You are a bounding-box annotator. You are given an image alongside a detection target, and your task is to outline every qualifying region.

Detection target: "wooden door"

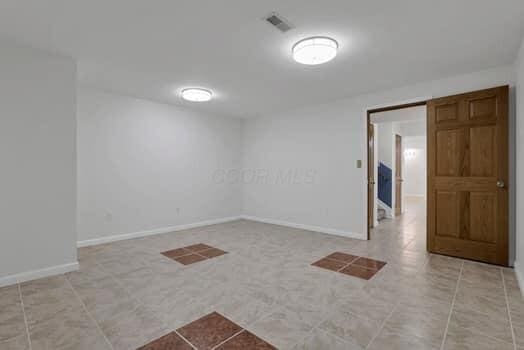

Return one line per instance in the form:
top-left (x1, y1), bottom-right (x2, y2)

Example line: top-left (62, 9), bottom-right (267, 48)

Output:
top-left (368, 123), bottom-right (375, 230)
top-left (395, 134), bottom-right (402, 216)
top-left (427, 86), bottom-right (509, 265)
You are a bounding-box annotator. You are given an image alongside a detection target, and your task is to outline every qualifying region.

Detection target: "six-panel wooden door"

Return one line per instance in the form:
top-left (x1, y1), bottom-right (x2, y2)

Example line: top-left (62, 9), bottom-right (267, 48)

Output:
top-left (427, 86), bottom-right (509, 266)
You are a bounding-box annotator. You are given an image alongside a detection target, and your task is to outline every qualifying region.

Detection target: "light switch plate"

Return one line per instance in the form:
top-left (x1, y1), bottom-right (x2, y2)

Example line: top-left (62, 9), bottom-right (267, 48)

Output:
top-left (356, 160), bottom-right (362, 168)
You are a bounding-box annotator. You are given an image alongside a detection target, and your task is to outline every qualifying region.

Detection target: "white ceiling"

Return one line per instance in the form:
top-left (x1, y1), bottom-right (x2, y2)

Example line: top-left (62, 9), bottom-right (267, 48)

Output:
top-left (1, 1), bottom-right (524, 118)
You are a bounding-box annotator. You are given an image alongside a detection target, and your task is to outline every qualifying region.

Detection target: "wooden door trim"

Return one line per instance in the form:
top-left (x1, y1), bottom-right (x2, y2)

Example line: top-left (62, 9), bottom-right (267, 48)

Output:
top-left (395, 134), bottom-right (402, 216)
top-left (368, 124), bottom-right (375, 233)
top-left (366, 100), bottom-right (427, 239)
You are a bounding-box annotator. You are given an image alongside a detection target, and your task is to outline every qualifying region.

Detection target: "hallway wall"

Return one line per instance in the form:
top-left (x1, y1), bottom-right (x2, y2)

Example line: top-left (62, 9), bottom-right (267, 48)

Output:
top-left (403, 136), bottom-right (426, 197)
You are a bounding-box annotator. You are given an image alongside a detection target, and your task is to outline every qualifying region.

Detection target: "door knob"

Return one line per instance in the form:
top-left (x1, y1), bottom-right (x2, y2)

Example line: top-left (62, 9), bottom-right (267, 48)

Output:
top-left (497, 180), bottom-right (505, 188)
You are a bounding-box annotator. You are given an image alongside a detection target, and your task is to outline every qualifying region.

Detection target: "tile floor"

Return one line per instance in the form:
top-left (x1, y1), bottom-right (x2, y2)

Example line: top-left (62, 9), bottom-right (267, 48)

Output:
top-left (312, 253), bottom-right (386, 280)
top-left (0, 197), bottom-right (522, 349)
top-left (161, 244), bottom-right (227, 265)
top-left (141, 311), bottom-right (276, 350)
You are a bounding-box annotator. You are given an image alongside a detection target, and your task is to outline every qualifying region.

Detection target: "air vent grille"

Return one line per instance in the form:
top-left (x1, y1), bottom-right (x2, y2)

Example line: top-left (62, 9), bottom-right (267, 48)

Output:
top-left (265, 13), bottom-right (293, 33)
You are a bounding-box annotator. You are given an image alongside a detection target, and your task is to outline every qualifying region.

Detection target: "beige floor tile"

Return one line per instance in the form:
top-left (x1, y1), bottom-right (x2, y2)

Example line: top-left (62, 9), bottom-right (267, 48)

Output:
top-left (20, 277), bottom-right (84, 328)
top-left (0, 303), bottom-right (26, 343)
top-left (334, 290), bottom-right (396, 323)
top-left (506, 280), bottom-right (524, 312)
top-left (443, 323), bottom-right (514, 350)
top-left (319, 308), bottom-right (381, 348)
top-left (449, 307), bottom-right (512, 343)
top-left (0, 286), bottom-right (26, 345)
top-left (510, 309), bottom-right (524, 347)
top-left (65, 263), bottom-right (110, 287)
top-left (291, 329), bottom-right (363, 350)
top-left (0, 286), bottom-right (22, 308)
top-left (458, 274), bottom-right (504, 296)
top-left (400, 273), bottom-right (457, 305)
top-left (454, 286), bottom-right (509, 320)
top-left (215, 293), bottom-right (276, 328)
top-left (99, 304), bottom-right (167, 350)
top-left (250, 307), bottom-right (316, 350)
top-left (67, 274), bottom-right (137, 323)
top-left (383, 298), bottom-right (449, 348)
top-left (28, 308), bottom-right (110, 350)
top-left (368, 326), bottom-right (439, 350)
top-left (0, 334), bottom-right (30, 350)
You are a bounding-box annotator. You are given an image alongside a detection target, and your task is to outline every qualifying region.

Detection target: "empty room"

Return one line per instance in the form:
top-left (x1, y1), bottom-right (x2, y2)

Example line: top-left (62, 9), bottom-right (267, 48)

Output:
top-left (2, 1), bottom-right (524, 349)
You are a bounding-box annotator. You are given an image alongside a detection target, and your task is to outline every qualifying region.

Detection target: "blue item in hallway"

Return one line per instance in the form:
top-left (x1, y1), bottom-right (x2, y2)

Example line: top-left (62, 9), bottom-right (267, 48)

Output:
top-left (378, 162), bottom-right (392, 207)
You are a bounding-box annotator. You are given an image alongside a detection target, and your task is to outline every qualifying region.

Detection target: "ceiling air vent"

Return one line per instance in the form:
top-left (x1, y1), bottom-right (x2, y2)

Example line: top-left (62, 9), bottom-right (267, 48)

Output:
top-left (265, 12), bottom-right (293, 33)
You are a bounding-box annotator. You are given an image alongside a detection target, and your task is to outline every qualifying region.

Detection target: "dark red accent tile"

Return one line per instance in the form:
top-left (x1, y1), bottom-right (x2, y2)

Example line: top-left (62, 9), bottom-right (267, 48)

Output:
top-left (137, 331), bottom-right (192, 350)
top-left (312, 258), bottom-right (348, 271)
top-left (199, 248), bottom-right (227, 258)
top-left (177, 312), bottom-right (242, 350)
top-left (161, 248), bottom-right (191, 259)
top-left (216, 330), bottom-right (276, 350)
top-left (174, 253), bottom-right (208, 265)
top-left (340, 265), bottom-right (377, 280)
top-left (352, 257), bottom-right (387, 270)
top-left (325, 252), bottom-right (359, 263)
top-left (185, 243), bottom-right (214, 252)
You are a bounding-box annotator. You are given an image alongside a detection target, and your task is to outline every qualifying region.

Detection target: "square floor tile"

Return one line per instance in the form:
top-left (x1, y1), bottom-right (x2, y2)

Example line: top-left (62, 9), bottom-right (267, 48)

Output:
top-left (200, 248), bottom-right (227, 258)
top-left (311, 258), bottom-right (347, 271)
top-left (161, 248), bottom-right (191, 259)
top-left (137, 331), bottom-right (193, 350)
top-left (185, 243), bottom-right (214, 252)
top-left (352, 257), bottom-right (386, 270)
top-left (319, 308), bottom-right (381, 348)
top-left (325, 252), bottom-right (359, 263)
top-left (177, 312), bottom-right (242, 350)
top-left (216, 330), bottom-right (276, 349)
top-left (340, 265), bottom-right (377, 280)
top-left (174, 254), bottom-right (208, 265)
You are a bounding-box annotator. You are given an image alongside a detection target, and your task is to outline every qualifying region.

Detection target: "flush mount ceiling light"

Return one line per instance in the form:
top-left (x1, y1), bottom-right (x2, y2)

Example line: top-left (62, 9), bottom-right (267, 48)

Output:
top-left (292, 36), bottom-right (338, 65)
top-left (181, 88), bottom-right (213, 102)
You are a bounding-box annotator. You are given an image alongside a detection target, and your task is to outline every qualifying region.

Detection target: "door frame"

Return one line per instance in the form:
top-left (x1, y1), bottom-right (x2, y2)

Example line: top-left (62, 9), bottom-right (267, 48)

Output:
top-left (366, 101), bottom-right (428, 239)
top-left (367, 123), bottom-right (375, 230)
top-left (395, 134), bottom-right (402, 216)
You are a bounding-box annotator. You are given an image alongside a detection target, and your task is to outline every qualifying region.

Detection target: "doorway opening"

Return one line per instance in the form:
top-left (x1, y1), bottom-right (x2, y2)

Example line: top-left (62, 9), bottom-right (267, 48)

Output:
top-left (367, 102), bottom-right (427, 242)
top-left (365, 86), bottom-right (509, 266)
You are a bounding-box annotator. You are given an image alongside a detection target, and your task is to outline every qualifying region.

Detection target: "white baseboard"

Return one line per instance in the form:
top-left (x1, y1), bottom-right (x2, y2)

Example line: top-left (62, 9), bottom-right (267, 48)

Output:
top-left (514, 260), bottom-right (524, 297)
top-left (0, 262), bottom-right (79, 288)
top-left (77, 216), bottom-right (243, 248)
top-left (241, 215), bottom-right (365, 240)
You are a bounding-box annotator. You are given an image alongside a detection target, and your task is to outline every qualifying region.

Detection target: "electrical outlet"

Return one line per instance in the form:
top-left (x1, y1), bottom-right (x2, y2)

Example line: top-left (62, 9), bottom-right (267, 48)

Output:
top-left (104, 212), bottom-right (113, 222)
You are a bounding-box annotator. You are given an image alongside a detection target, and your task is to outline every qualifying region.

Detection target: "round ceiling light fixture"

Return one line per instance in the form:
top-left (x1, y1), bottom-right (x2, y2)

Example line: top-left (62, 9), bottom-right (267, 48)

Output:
top-left (181, 88), bottom-right (213, 102)
top-left (292, 36), bottom-right (338, 65)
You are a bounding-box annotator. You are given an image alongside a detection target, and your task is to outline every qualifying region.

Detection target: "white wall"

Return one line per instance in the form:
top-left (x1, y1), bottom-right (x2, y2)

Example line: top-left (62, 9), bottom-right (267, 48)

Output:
top-left (374, 122), bottom-right (395, 216)
top-left (516, 37), bottom-right (524, 281)
top-left (403, 136), bottom-right (427, 197)
top-left (0, 41), bottom-right (77, 285)
top-left (376, 123), bottom-right (394, 169)
top-left (242, 65), bottom-right (515, 240)
top-left (77, 88), bottom-right (243, 243)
